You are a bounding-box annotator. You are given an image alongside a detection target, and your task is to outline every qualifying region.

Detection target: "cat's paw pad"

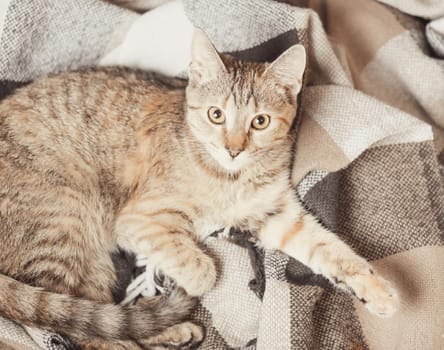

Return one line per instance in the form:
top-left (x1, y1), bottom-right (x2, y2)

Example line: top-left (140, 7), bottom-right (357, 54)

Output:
top-left (169, 252), bottom-right (216, 297)
top-left (145, 322), bottom-right (204, 350)
top-left (343, 269), bottom-right (399, 317)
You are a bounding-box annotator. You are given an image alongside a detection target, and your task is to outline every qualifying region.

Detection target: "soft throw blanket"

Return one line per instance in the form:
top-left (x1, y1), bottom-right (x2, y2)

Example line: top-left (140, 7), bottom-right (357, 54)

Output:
top-left (0, 0), bottom-right (443, 349)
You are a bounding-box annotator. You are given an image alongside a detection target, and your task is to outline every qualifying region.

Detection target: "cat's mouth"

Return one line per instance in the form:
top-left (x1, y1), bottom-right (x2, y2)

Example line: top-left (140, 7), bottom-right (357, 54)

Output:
top-left (189, 131), bottom-right (251, 174)
top-left (207, 146), bottom-right (250, 173)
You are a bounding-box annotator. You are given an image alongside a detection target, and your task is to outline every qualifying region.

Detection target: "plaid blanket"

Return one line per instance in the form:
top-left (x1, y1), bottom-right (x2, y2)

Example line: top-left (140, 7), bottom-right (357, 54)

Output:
top-left (0, 0), bottom-right (443, 349)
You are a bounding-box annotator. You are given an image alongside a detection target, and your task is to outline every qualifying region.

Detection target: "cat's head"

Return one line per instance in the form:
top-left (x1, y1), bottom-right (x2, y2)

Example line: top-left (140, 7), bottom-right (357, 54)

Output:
top-left (185, 29), bottom-right (306, 175)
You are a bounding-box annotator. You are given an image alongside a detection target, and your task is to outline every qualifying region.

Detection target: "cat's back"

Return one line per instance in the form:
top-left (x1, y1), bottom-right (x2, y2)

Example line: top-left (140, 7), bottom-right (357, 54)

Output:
top-left (0, 67), bottom-right (186, 175)
top-left (0, 66), bottom-right (186, 140)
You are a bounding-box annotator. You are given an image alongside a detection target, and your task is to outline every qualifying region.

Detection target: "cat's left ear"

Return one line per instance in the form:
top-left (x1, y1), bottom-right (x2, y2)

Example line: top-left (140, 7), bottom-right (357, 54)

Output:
top-left (188, 28), bottom-right (226, 85)
top-left (264, 44), bottom-right (306, 96)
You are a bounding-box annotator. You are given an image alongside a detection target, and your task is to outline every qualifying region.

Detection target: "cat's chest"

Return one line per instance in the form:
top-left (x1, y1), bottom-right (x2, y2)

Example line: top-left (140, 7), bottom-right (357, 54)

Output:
top-left (192, 179), bottom-right (285, 236)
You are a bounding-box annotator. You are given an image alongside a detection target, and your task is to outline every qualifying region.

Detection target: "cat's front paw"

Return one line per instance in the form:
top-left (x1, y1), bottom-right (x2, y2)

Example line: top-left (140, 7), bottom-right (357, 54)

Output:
top-left (339, 266), bottom-right (399, 317)
top-left (167, 251), bottom-right (216, 297)
top-left (354, 273), bottom-right (399, 317)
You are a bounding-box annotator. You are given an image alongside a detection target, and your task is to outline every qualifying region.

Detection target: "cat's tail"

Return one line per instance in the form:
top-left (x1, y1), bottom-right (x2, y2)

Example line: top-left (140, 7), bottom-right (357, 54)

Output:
top-left (0, 273), bottom-right (196, 342)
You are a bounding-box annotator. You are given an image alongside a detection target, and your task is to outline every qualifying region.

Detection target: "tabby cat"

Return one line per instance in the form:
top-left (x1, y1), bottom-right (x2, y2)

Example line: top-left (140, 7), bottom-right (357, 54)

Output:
top-left (0, 29), bottom-right (398, 348)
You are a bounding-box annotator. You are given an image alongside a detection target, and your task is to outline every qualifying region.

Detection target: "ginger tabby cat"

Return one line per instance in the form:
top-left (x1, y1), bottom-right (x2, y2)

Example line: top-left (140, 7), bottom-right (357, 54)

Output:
top-left (0, 29), bottom-right (398, 349)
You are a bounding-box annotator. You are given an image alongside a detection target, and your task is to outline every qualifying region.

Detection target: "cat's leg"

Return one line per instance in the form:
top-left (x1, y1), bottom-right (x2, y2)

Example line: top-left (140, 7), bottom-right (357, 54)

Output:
top-left (258, 193), bottom-right (399, 317)
top-left (116, 198), bottom-right (216, 296)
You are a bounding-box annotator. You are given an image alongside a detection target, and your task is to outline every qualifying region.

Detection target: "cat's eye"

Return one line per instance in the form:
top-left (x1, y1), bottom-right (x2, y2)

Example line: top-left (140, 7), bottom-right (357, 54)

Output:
top-left (251, 114), bottom-right (271, 130)
top-left (207, 107), bottom-right (225, 124)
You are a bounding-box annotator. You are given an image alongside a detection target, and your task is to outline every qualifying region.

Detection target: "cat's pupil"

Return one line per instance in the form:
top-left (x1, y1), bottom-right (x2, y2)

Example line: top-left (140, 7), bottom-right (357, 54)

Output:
top-left (213, 110), bottom-right (222, 119)
top-left (257, 116), bottom-right (265, 125)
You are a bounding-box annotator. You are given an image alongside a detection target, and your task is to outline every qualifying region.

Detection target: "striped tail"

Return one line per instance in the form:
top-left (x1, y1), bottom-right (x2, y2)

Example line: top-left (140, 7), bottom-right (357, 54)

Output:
top-left (0, 273), bottom-right (196, 342)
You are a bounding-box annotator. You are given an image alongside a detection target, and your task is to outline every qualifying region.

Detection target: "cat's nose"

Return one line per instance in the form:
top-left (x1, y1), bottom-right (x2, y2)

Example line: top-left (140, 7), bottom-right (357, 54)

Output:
top-left (229, 150), bottom-right (241, 158)
top-left (226, 148), bottom-right (242, 159)
top-left (228, 149), bottom-right (242, 159)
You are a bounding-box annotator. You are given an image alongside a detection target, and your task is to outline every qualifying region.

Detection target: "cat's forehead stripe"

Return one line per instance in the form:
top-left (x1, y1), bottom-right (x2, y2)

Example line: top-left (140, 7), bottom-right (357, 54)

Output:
top-left (228, 68), bottom-right (257, 108)
top-left (224, 59), bottom-right (292, 110)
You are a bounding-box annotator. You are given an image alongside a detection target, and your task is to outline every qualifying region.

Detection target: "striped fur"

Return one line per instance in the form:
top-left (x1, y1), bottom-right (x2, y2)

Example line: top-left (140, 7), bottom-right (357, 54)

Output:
top-left (0, 29), bottom-right (399, 348)
top-left (0, 68), bottom-right (198, 347)
top-left (0, 274), bottom-right (195, 342)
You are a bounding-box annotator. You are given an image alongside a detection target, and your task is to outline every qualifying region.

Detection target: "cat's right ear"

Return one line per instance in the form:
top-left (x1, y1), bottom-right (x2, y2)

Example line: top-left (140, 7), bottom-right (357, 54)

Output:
top-left (188, 28), bottom-right (226, 85)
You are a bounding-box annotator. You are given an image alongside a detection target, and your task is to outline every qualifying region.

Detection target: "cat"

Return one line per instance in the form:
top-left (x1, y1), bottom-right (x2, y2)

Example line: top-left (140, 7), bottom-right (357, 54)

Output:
top-left (0, 28), bottom-right (398, 349)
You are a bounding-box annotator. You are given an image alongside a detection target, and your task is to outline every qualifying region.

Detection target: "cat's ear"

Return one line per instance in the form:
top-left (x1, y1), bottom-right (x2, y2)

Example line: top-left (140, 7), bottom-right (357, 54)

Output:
top-left (264, 44), bottom-right (306, 95)
top-left (188, 28), bottom-right (226, 84)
